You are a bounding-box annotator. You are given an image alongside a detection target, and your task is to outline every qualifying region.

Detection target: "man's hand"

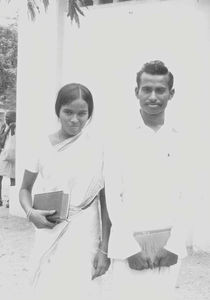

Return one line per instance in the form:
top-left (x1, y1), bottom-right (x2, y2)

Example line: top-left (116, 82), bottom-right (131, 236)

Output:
top-left (92, 250), bottom-right (110, 280)
top-left (128, 252), bottom-right (153, 270)
top-left (153, 248), bottom-right (178, 269)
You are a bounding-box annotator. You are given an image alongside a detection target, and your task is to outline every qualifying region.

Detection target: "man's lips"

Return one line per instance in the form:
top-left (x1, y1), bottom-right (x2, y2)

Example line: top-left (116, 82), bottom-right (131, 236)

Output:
top-left (147, 103), bottom-right (161, 107)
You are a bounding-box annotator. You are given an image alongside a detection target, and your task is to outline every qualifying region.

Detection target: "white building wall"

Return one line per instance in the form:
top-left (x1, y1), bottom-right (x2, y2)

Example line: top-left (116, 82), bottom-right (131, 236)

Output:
top-left (61, 0), bottom-right (210, 134)
top-left (12, 0), bottom-right (210, 223)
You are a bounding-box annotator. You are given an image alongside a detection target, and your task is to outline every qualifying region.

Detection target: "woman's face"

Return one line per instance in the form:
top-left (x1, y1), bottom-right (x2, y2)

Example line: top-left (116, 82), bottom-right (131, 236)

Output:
top-left (59, 98), bottom-right (89, 137)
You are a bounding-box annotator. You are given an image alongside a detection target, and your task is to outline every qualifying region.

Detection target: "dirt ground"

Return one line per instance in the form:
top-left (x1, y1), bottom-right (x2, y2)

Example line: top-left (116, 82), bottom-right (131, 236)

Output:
top-left (0, 176), bottom-right (210, 300)
top-left (0, 207), bottom-right (210, 300)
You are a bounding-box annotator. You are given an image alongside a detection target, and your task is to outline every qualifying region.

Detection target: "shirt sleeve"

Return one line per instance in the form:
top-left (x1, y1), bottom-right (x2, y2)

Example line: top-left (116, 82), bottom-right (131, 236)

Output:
top-left (164, 211), bottom-right (188, 258)
top-left (104, 142), bottom-right (140, 259)
top-left (164, 138), bottom-right (195, 259)
top-left (165, 188), bottom-right (195, 258)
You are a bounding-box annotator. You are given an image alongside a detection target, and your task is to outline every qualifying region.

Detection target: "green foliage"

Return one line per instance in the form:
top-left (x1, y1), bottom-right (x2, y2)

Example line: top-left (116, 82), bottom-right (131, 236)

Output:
top-left (27, 0), bottom-right (49, 20)
top-left (0, 22), bottom-right (17, 111)
top-left (67, 0), bottom-right (85, 27)
top-left (27, 0), bottom-right (85, 26)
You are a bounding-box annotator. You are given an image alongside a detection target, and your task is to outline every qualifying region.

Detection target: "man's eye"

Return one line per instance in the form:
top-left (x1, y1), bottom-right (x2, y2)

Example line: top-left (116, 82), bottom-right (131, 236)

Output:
top-left (156, 88), bottom-right (166, 94)
top-left (142, 87), bottom-right (152, 93)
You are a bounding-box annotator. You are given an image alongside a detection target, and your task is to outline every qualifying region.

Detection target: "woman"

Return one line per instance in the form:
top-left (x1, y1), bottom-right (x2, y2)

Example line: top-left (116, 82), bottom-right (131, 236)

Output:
top-left (19, 83), bottom-right (111, 300)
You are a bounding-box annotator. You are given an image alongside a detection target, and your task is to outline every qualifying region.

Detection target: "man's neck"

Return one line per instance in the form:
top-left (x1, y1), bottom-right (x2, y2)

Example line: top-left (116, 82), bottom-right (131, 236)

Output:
top-left (140, 110), bottom-right (165, 132)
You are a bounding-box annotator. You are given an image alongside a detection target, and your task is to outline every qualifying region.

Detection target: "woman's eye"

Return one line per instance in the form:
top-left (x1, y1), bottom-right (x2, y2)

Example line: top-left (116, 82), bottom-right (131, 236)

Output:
top-left (78, 112), bottom-right (88, 117)
top-left (64, 110), bottom-right (73, 115)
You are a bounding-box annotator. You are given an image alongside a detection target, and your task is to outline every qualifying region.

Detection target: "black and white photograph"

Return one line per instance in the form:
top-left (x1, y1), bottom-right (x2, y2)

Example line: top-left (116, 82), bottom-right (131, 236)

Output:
top-left (0, 0), bottom-right (210, 299)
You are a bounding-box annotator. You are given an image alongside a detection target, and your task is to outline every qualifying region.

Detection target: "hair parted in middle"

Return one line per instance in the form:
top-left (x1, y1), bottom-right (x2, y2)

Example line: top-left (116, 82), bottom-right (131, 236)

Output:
top-left (55, 83), bottom-right (94, 118)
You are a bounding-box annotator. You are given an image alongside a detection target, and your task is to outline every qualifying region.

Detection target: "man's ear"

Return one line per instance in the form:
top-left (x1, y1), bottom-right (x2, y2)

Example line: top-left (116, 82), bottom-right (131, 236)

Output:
top-left (135, 86), bottom-right (139, 97)
top-left (169, 88), bottom-right (175, 100)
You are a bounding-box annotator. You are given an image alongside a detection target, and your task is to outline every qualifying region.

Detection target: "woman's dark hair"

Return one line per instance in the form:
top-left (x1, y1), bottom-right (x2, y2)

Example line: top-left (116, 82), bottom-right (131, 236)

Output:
top-left (55, 83), bottom-right (94, 118)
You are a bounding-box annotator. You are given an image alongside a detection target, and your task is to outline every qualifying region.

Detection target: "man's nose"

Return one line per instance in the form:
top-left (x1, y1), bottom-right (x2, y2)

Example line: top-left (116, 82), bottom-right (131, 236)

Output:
top-left (149, 91), bottom-right (157, 102)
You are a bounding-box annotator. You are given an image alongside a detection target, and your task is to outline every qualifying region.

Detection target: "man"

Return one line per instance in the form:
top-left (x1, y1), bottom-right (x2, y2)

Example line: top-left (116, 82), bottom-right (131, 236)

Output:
top-left (104, 61), bottom-right (189, 300)
top-left (0, 110), bottom-right (16, 207)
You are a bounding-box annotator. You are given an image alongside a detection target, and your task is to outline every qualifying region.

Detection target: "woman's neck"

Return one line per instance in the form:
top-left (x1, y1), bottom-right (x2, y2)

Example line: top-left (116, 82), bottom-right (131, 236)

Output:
top-left (49, 130), bottom-right (74, 146)
top-left (58, 129), bottom-right (74, 141)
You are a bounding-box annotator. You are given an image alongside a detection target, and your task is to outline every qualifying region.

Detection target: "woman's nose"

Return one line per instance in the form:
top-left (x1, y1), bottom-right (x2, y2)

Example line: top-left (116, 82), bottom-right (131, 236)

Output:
top-left (71, 114), bottom-right (78, 122)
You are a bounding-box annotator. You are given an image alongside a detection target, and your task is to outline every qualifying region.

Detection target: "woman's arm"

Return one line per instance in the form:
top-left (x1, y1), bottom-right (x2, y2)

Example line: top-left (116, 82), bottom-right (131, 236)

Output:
top-left (19, 170), bottom-right (56, 229)
top-left (99, 188), bottom-right (111, 253)
top-left (92, 188), bottom-right (111, 280)
top-left (19, 169), bottom-right (37, 214)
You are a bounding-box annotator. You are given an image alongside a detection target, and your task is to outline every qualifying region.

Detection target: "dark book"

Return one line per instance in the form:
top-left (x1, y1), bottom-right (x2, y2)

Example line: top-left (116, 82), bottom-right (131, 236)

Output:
top-left (33, 190), bottom-right (70, 223)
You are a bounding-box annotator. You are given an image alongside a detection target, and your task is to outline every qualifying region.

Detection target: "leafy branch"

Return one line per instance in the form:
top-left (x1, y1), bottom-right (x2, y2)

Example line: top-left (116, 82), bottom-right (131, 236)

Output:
top-left (27, 0), bottom-right (85, 26)
top-left (2, 0), bottom-right (86, 26)
top-left (67, 0), bottom-right (85, 27)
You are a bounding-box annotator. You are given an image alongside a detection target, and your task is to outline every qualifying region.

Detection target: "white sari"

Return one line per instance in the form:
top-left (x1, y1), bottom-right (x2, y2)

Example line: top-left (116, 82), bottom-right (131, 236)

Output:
top-left (26, 123), bottom-right (104, 300)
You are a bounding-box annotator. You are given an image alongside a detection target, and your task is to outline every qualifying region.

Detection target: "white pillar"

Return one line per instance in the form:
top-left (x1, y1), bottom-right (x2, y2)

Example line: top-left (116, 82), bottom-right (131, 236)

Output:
top-left (10, 1), bottom-right (65, 217)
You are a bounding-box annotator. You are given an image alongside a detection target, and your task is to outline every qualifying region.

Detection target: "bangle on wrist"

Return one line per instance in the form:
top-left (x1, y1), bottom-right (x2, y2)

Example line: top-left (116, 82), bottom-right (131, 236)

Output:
top-left (98, 247), bottom-right (108, 255)
top-left (26, 208), bottom-right (33, 220)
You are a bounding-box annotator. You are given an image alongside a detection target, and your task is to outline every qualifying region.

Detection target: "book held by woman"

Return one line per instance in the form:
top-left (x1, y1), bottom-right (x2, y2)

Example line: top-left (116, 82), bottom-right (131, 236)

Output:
top-left (33, 190), bottom-right (69, 222)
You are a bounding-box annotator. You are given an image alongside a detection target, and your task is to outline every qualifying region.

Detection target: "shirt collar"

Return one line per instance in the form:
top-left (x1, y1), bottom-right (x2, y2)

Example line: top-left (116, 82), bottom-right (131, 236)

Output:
top-left (136, 114), bottom-right (175, 134)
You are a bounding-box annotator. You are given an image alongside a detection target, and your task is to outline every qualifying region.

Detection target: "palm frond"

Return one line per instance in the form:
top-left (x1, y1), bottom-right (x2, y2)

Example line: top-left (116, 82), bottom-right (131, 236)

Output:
top-left (67, 0), bottom-right (86, 27)
top-left (42, 0), bottom-right (49, 11)
top-left (73, 1), bottom-right (85, 17)
top-left (5, 0), bottom-right (85, 26)
top-left (27, 0), bottom-right (38, 21)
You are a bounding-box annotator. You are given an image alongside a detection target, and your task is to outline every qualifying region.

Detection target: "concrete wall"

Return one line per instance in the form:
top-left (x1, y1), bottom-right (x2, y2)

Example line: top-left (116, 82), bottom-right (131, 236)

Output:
top-left (11, 0), bottom-right (210, 218)
top-left (61, 0), bottom-right (210, 133)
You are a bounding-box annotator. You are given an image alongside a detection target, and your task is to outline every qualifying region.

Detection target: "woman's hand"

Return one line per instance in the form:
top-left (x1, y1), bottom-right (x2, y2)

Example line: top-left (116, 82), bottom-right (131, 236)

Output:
top-left (28, 208), bottom-right (56, 229)
top-left (92, 249), bottom-right (111, 280)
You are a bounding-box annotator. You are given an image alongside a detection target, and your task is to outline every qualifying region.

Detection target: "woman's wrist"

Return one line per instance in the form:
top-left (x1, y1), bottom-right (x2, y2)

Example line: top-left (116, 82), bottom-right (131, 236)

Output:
top-left (26, 207), bottom-right (34, 220)
top-left (99, 240), bottom-right (108, 255)
top-left (98, 248), bottom-right (108, 255)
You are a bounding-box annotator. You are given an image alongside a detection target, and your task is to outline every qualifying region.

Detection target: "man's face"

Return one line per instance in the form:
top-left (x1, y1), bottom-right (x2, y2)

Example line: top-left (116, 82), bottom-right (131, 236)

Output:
top-left (135, 72), bottom-right (174, 115)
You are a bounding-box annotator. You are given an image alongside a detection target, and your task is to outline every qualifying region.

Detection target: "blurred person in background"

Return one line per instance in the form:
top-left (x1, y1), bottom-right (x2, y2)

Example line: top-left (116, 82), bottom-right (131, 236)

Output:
top-left (0, 110), bottom-right (16, 207)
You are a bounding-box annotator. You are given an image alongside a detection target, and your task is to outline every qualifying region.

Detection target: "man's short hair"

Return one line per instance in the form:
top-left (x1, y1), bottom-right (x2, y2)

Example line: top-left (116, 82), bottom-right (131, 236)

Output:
top-left (136, 60), bottom-right (174, 90)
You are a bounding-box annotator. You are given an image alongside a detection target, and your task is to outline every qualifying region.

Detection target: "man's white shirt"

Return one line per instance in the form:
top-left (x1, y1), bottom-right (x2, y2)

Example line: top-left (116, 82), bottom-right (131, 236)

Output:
top-left (104, 116), bottom-right (189, 259)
